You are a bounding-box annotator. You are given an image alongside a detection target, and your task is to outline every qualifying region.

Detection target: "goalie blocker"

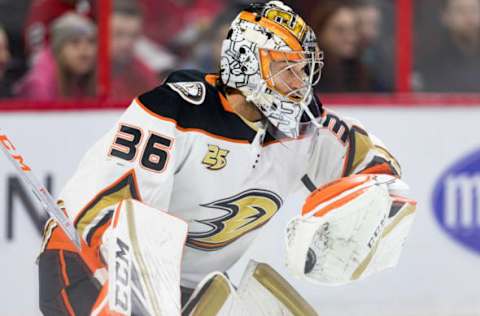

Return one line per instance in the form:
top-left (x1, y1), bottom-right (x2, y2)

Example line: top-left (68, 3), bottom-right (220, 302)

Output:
top-left (286, 174), bottom-right (417, 285)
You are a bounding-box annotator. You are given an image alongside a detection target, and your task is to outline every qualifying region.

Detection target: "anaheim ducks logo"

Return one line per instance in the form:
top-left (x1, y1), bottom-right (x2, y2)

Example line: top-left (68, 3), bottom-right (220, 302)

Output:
top-left (202, 144), bottom-right (229, 170)
top-left (166, 81), bottom-right (206, 105)
top-left (187, 189), bottom-right (283, 251)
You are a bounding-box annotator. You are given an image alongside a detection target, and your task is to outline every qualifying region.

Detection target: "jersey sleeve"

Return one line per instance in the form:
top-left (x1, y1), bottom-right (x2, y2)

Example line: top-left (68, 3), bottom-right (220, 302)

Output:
top-left (306, 108), bottom-right (402, 189)
top-left (341, 118), bottom-right (401, 177)
top-left (44, 85), bottom-right (188, 256)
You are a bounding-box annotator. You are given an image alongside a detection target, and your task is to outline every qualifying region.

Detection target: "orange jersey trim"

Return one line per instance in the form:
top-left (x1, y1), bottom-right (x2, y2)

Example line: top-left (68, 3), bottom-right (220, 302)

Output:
top-left (204, 74), bottom-right (236, 113)
top-left (216, 90), bottom-right (235, 113)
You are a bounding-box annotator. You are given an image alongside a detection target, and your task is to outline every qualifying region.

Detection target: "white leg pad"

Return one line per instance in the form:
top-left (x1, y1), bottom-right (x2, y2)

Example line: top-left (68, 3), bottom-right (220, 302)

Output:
top-left (105, 199), bottom-right (188, 315)
top-left (183, 261), bottom-right (318, 316)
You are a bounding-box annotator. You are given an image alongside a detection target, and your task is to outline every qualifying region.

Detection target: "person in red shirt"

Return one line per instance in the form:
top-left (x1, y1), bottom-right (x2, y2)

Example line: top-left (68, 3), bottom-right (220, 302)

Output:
top-left (109, 0), bottom-right (158, 100)
top-left (140, 0), bottom-right (224, 48)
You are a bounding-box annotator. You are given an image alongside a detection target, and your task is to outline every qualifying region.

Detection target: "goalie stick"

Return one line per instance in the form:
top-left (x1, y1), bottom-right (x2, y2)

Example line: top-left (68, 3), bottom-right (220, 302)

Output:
top-left (0, 129), bottom-right (81, 250)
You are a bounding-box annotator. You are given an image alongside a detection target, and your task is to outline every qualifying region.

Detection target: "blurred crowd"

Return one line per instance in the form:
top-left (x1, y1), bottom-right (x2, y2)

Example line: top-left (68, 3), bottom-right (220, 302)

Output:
top-left (414, 0), bottom-right (480, 92)
top-left (0, 0), bottom-right (478, 102)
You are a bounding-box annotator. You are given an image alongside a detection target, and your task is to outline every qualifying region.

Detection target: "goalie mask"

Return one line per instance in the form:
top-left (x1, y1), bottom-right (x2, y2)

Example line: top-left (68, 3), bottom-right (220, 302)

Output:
top-left (220, 1), bottom-right (324, 139)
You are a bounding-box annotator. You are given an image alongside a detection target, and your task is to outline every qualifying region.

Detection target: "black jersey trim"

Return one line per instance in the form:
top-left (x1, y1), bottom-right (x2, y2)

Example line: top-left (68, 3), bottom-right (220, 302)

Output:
top-left (135, 98), bottom-right (252, 144)
top-left (137, 70), bottom-right (257, 143)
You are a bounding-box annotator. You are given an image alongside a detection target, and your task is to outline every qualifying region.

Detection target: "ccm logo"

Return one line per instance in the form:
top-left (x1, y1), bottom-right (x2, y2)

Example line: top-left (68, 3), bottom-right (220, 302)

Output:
top-left (368, 215), bottom-right (386, 249)
top-left (114, 237), bottom-right (131, 312)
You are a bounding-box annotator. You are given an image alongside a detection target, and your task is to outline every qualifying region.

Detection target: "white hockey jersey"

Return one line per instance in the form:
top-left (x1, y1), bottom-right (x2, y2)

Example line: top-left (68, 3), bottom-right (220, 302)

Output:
top-left (44, 70), bottom-right (401, 288)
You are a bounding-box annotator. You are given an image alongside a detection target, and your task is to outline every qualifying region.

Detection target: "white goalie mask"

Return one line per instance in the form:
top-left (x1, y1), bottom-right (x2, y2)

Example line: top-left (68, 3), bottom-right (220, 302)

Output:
top-left (220, 1), bottom-right (324, 139)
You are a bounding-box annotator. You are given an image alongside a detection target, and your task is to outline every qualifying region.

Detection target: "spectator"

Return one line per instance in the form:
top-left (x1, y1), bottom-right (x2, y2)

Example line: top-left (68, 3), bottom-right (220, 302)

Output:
top-left (0, 0), bottom-right (31, 86)
top-left (24, 0), bottom-right (95, 59)
top-left (109, 0), bottom-right (158, 100)
top-left (356, 0), bottom-right (381, 50)
top-left (416, 0), bottom-right (480, 92)
top-left (355, 0), bottom-right (394, 91)
top-left (186, 4), bottom-right (243, 72)
top-left (0, 25), bottom-right (13, 97)
top-left (310, 1), bottom-right (375, 92)
top-left (16, 13), bottom-right (97, 100)
top-left (139, 0), bottom-right (224, 49)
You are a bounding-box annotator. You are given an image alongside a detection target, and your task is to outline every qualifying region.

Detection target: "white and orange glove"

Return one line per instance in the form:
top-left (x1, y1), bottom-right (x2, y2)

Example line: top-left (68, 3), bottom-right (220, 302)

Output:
top-left (286, 174), bottom-right (416, 285)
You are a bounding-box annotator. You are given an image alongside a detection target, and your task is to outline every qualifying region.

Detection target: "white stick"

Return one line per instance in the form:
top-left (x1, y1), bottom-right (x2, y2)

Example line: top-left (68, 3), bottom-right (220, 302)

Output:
top-left (0, 130), bottom-right (81, 250)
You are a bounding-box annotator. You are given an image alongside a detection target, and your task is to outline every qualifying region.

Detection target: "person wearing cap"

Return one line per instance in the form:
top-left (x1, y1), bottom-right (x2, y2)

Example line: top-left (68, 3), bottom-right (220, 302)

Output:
top-left (15, 13), bottom-right (97, 101)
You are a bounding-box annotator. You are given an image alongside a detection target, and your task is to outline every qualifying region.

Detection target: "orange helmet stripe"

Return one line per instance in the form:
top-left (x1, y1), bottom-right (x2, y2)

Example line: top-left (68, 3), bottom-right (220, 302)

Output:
top-left (239, 11), bottom-right (303, 51)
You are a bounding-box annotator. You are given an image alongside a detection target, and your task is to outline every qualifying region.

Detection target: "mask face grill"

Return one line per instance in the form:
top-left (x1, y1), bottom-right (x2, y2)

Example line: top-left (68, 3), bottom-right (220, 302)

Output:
top-left (260, 48), bottom-right (323, 103)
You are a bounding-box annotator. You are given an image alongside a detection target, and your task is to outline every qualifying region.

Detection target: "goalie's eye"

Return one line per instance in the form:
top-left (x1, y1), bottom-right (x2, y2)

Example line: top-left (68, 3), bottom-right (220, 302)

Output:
top-left (271, 61), bottom-right (306, 79)
top-left (289, 63), bottom-right (308, 79)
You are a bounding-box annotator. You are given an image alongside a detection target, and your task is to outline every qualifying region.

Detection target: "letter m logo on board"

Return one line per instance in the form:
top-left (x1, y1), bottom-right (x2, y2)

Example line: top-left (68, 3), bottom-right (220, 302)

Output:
top-left (432, 148), bottom-right (480, 254)
top-left (443, 175), bottom-right (480, 229)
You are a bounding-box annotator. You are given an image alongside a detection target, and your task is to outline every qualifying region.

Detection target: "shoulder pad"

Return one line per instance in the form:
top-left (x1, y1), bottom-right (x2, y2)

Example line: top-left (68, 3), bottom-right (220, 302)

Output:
top-left (166, 81), bottom-right (206, 105)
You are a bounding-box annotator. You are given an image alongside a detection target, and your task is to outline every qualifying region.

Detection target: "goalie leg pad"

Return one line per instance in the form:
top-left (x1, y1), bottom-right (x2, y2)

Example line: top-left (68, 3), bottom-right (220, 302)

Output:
top-left (236, 260), bottom-right (318, 316)
top-left (104, 199), bottom-right (188, 316)
top-left (183, 261), bottom-right (318, 316)
top-left (182, 272), bottom-right (235, 316)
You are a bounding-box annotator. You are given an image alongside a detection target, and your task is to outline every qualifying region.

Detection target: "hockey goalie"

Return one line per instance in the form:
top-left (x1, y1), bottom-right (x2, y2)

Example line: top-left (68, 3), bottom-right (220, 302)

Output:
top-left (37, 1), bottom-right (416, 315)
